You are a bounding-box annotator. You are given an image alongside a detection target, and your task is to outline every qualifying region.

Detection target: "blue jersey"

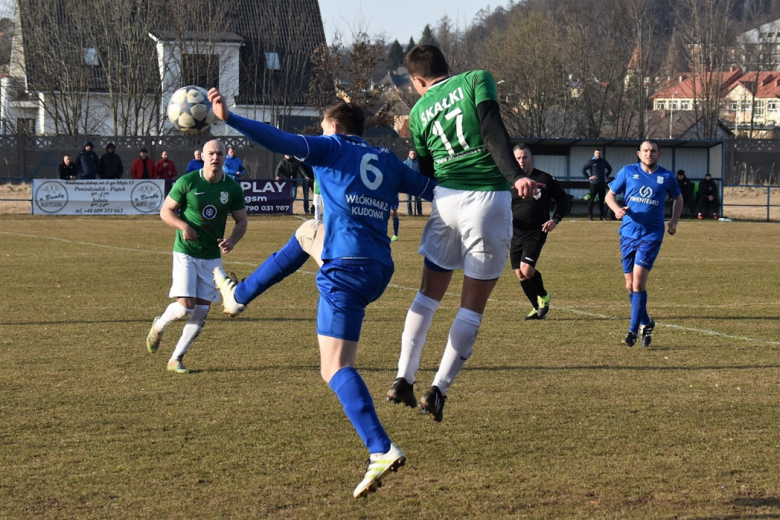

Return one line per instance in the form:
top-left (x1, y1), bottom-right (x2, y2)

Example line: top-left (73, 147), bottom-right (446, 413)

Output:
top-left (226, 114), bottom-right (435, 266)
top-left (609, 163), bottom-right (681, 242)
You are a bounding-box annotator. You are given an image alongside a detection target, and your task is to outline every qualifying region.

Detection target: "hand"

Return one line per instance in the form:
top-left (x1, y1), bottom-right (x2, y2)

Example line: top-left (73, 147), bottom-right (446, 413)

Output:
top-left (589, 175), bottom-right (596, 181)
top-left (207, 88), bottom-right (229, 121)
top-left (218, 238), bottom-right (235, 254)
top-left (514, 177), bottom-right (538, 199)
top-left (667, 221), bottom-right (677, 235)
top-left (541, 220), bottom-right (557, 233)
top-left (181, 225), bottom-right (198, 241)
top-left (613, 206), bottom-right (629, 220)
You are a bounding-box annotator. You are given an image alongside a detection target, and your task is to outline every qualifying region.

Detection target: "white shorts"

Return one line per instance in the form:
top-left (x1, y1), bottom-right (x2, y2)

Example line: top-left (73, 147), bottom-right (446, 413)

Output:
top-left (169, 252), bottom-right (222, 302)
top-left (419, 186), bottom-right (512, 280)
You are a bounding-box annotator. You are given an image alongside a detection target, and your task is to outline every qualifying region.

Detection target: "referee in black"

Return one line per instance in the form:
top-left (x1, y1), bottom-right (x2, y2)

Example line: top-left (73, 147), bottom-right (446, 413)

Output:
top-left (511, 144), bottom-right (570, 320)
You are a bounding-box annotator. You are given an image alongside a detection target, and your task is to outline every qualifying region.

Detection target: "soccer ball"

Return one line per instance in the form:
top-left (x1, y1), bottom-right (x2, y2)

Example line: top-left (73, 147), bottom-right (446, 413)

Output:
top-left (167, 86), bottom-right (215, 134)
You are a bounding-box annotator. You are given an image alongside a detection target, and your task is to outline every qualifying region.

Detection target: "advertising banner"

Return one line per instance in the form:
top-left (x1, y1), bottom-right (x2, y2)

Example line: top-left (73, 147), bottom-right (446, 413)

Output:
top-left (240, 179), bottom-right (293, 215)
top-left (32, 179), bottom-right (165, 216)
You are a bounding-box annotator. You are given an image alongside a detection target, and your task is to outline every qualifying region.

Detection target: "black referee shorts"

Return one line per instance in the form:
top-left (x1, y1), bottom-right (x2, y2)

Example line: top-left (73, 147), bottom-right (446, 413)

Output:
top-left (510, 229), bottom-right (547, 270)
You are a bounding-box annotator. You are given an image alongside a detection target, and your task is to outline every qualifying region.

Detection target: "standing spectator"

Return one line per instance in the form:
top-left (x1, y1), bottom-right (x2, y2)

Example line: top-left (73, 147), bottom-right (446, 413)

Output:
top-left (58, 155), bottom-right (77, 180)
top-left (185, 150), bottom-right (204, 173)
top-left (130, 148), bottom-right (157, 180)
top-left (697, 172), bottom-right (719, 219)
top-left (605, 140), bottom-right (682, 348)
top-left (146, 139), bottom-right (247, 374)
top-left (300, 161), bottom-right (315, 214)
top-left (511, 144), bottom-right (570, 320)
top-left (98, 142), bottom-right (124, 179)
top-left (222, 145), bottom-right (246, 180)
top-left (274, 155), bottom-right (309, 213)
top-left (77, 141), bottom-right (100, 180)
top-left (387, 44), bottom-right (536, 423)
top-left (676, 169), bottom-right (695, 219)
top-left (581, 149), bottom-right (613, 221)
top-left (403, 150), bottom-right (423, 215)
top-left (155, 150), bottom-right (178, 180)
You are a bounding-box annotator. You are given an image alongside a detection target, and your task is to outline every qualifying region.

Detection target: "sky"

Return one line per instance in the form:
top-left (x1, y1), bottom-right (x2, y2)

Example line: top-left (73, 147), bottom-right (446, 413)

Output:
top-left (317, 0), bottom-right (504, 45)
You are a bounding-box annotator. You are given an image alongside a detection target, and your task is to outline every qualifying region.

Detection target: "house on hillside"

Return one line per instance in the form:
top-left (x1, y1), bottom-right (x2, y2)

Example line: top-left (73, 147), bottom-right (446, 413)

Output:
top-left (737, 18), bottom-right (780, 71)
top-left (0, 0), bottom-right (327, 136)
top-left (649, 68), bottom-right (780, 138)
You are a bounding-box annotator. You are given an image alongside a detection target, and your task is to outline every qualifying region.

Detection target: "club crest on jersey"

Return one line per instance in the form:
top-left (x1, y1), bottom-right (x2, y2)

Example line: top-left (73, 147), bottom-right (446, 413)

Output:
top-left (657, 176), bottom-right (664, 184)
top-left (633, 174), bottom-right (640, 179)
top-left (220, 191), bottom-right (229, 204)
top-left (202, 205), bottom-right (218, 220)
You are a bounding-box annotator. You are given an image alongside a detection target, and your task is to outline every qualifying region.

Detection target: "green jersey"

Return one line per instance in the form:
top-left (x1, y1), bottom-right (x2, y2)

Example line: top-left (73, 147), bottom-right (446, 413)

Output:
top-left (168, 170), bottom-right (246, 259)
top-left (409, 70), bottom-right (508, 192)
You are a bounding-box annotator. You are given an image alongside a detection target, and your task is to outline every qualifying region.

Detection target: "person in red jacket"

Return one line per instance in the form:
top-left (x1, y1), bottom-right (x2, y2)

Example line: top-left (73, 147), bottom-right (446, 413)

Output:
top-left (155, 150), bottom-right (179, 180)
top-left (130, 148), bottom-right (157, 179)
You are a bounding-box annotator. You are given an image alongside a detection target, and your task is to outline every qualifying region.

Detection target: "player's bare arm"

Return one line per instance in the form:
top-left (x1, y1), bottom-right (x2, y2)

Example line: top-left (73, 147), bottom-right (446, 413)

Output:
top-left (159, 195), bottom-right (198, 241)
top-left (208, 88), bottom-right (230, 122)
top-left (606, 191), bottom-right (627, 220)
top-left (219, 209), bottom-right (249, 253)
top-left (668, 194), bottom-right (683, 235)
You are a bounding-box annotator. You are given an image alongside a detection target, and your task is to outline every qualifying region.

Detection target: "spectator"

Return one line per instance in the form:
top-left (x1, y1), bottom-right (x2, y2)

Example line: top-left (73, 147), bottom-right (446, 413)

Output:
top-left (185, 150), bottom-right (204, 173)
top-left (676, 169), bottom-right (695, 219)
top-left (697, 172), bottom-right (719, 219)
top-left (58, 155), bottom-right (77, 180)
top-left (581, 149), bottom-right (613, 221)
top-left (77, 141), bottom-right (100, 180)
top-left (130, 148), bottom-right (157, 180)
top-left (403, 150), bottom-right (423, 215)
top-left (98, 142), bottom-right (124, 179)
top-left (299, 161), bottom-right (315, 214)
top-left (155, 150), bottom-right (178, 180)
top-left (275, 154), bottom-right (310, 213)
top-left (222, 145), bottom-right (246, 180)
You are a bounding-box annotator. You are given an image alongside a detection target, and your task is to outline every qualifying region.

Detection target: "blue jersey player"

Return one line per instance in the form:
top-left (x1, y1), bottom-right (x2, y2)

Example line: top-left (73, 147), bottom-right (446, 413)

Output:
top-left (606, 140), bottom-right (682, 348)
top-left (206, 89), bottom-right (435, 498)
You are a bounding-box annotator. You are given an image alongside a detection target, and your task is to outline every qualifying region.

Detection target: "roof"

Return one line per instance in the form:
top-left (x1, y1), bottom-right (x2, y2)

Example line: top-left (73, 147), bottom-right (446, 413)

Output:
top-left (652, 69), bottom-right (743, 99)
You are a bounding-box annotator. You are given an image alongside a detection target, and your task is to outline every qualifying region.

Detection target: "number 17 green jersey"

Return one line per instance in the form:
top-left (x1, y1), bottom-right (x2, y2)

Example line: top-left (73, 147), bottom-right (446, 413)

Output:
top-left (409, 70), bottom-right (508, 192)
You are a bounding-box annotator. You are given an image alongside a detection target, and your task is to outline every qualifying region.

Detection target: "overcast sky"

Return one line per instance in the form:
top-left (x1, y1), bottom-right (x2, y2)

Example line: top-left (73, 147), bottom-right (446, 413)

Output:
top-left (317, 0), bottom-right (504, 44)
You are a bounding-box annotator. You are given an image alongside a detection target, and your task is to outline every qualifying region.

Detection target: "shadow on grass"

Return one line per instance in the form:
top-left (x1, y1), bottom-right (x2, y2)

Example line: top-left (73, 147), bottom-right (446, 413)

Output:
top-left (4, 317), bottom-right (317, 326)
top-left (691, 497), bottom-right (780, 519)
top-left (206, 364), bottom-right (780, 373)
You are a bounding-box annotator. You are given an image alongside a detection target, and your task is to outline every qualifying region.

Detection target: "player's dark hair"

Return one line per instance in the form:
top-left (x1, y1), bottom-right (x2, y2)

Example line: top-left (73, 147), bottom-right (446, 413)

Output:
top-left (512, 143), bottom-right (532, 156)
top-left (323, 102), bottom-right (366, 136)
top-left (404, 44), bottom-right (450, 79)
top-left (640, 139), bottom-right (660, 151)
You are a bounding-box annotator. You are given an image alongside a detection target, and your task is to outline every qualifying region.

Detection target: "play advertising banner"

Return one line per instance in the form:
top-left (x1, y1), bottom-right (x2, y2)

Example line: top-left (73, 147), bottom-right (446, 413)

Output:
top-left (239, 179), bottom-right (293, 215)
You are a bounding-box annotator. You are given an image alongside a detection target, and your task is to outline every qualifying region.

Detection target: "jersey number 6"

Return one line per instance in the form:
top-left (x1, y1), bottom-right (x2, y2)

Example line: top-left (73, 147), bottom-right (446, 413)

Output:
top-left (360, 153), bottom-right (383, 190)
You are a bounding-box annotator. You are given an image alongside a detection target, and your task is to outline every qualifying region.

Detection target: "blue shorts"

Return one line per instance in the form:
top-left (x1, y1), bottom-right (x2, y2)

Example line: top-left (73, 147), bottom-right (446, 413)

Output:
top-left (621, 236), bottom-right (662, 273)
top-left (316, 258), bottom-right (394, 342)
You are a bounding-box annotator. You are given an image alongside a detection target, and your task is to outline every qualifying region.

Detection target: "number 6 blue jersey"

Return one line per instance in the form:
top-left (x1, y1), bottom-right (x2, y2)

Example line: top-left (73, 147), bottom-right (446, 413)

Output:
top-left (224, 112), bottom-right (435, 267)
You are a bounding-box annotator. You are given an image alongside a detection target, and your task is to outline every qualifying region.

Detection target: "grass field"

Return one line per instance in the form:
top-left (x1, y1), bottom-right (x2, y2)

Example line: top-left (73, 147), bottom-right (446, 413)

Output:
top-left (2, 214), bottom-right (780, 519)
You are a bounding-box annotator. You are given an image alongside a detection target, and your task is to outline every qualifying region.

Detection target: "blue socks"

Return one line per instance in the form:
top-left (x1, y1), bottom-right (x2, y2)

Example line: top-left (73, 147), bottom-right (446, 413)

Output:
top-left (629, 291), bottom-right (649, 333)
top-left (234, 233), bottom-right (309, 304)
top-left (392, 216), bottom-right (399, 236)
top-left (329, 367), bottom-right (390, 454)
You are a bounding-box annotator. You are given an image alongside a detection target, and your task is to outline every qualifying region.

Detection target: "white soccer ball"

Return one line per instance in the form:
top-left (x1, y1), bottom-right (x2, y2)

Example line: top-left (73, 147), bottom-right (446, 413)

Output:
top-left (167, 86), bottom-right (215, 134)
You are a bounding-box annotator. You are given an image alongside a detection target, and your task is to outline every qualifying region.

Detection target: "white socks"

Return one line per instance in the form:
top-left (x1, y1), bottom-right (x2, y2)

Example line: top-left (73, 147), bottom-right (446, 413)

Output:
top-left (432, 307), bottom-right (482, 395)
top-left (170, 305), bottom-right (209, 362)
top-left (397, 292), bottom-right (440, 384)
top-left (156, 302), bottom-right (191, 333)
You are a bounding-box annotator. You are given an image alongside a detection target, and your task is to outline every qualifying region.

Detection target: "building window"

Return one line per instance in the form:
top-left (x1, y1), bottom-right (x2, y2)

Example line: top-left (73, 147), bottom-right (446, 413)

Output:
top-left (768, 100), bottom-right (778, 111)
top-left (741, 100), bottom-right (752, 112)
top-left (656, 101), bottom-right (665, 110)
top-left (265, 52), bottom-right (280, 71)
top-left (16, 118), bottom-right (34, 134)
top-left (730, 101), bottom-right (738, 111)
top-left (182, 54), bottom-right (219, 89)
top-left (681, 100), bottom-right (690, 110)
top-left (670, 101), bottom-right (679, 110)
top-left (755, 100), bottom-right (765, 116)
top-left (83, 47), bottom-right (99, 66)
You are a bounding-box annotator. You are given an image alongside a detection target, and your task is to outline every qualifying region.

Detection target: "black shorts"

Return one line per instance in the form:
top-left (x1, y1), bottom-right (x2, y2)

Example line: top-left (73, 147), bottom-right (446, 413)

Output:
top-left (510, 230), bottom-right (547, 270)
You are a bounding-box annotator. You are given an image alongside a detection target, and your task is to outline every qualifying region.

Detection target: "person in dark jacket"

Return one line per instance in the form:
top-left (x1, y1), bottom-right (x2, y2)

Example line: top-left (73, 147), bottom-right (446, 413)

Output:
top-left (58, 155), bottom-right (77, 180)
top-left (676, 169), bottom-right (695, 219)
top-left (275, 154), bottom-right (313, 213)
top-left (99, 142), bottom-right (124, 179)
top-left (697, 172), bottom-right (719, 219)
top-left (581, 149), bottom-right (613, 221)
top-left (77, 141), bottom-right (100, 179)
top-left (512, 144), bottom-right (570, 320)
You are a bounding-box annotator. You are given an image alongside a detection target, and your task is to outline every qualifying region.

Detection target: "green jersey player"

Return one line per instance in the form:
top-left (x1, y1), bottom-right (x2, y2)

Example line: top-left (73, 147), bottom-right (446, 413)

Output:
top-left (145, 139), bottom-right (247, 374)
top-left (387, 44), bottom-right (537, 422)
